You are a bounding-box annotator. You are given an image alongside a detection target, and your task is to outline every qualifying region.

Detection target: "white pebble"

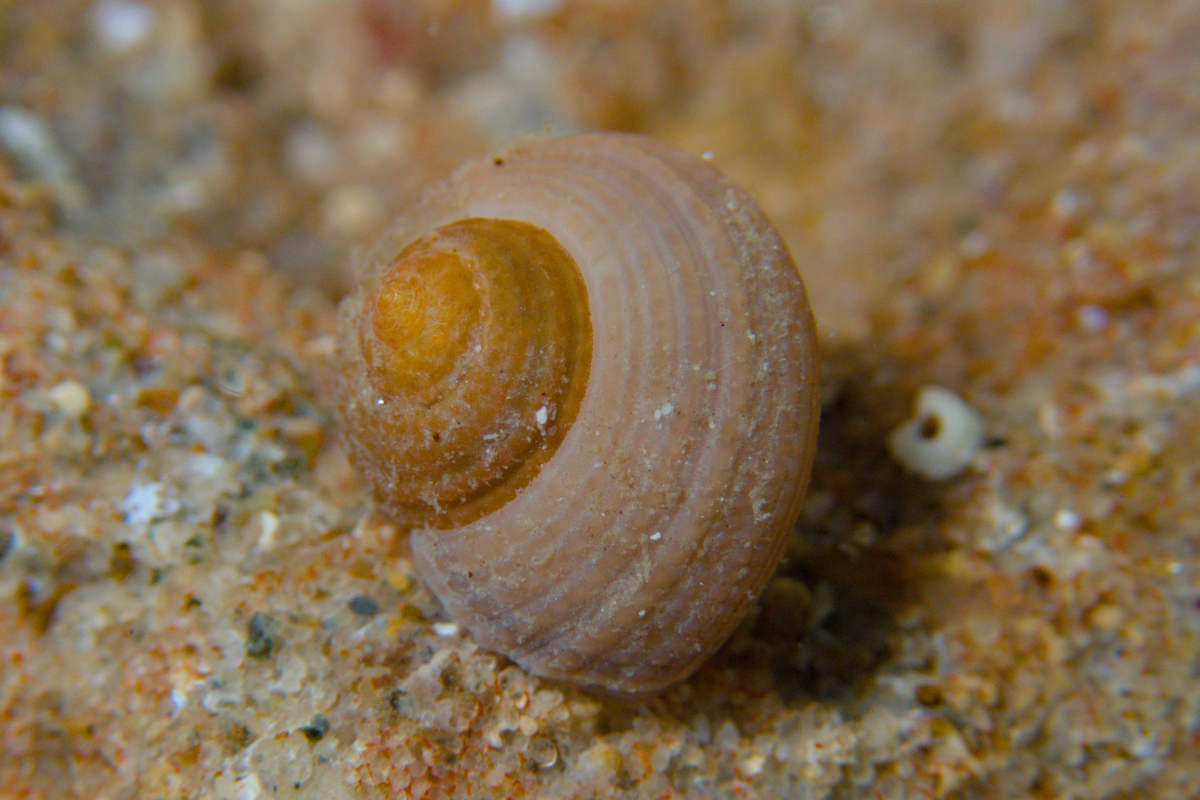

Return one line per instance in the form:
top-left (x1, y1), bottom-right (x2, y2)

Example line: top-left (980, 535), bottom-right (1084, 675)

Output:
top-left (0, 106), bottom-right (65, 180)
top-left (93, 0), bottom-right (155, 53)
top-left (0, 105), bottom-right (42, 152)
top-left (888, 386), bottom-right (984, 480)
top-left (257, 511), bottom-right (280, 551)
top-left (286, 122), bottom-right (338, 186)
top-left (1054, 509), bottom-right (1081, 531)
top-left (433, 622), bottom-right (460, 637)
top-left (233, 773), bottom-right (262, 800)
top-left (320, 184), bottom-right (382, 237)
top-left (977, 494), bottom-right (1028, 552)
top-left (739, 751), bottom-right (767, 777)
top-left (47, 379), bottom-right (91, 418)
top-left (492, 0), bottom-right (562, 19)
top-left (122, 482), bottom-right (180, 529)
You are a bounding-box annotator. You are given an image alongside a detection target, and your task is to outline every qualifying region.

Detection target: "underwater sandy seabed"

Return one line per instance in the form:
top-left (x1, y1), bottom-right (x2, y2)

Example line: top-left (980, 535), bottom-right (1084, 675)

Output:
top-left (2, 1), bottom-right (1200, 798)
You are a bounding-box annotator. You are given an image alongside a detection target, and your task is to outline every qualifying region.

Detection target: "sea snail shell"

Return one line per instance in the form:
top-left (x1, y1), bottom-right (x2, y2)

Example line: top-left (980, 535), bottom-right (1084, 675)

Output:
top-left (334, 133), bottom-right (819, 693)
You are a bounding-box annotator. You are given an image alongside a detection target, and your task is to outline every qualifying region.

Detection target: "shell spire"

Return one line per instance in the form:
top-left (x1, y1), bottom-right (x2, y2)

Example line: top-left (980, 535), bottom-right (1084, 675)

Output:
top-left (346, 217), bottom-right (591, 529)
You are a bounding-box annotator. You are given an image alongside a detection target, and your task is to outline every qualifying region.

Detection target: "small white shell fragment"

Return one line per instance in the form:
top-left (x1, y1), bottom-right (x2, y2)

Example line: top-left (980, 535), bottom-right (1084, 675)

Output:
top-left (888, 386), bottom-right (984, 480)
top-left (122, 482), bottom-right (180, 529)
top-left (233, 773), bottom-right (262, 800)
top-left (257, 510), bottom-right (280, 551)
top-left (491, 0), bottom-right (562, 19)
top-left (1054, 508), bottom-right (1082, 531)
top-left (47, 379), bottom-right (91, 418)
top-left (92, 0), bottom-right (156, 53)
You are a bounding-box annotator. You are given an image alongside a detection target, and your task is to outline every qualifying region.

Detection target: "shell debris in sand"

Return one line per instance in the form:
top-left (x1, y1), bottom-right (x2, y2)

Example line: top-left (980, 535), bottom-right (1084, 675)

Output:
top-left (888, 386), bottom-right (984, 480)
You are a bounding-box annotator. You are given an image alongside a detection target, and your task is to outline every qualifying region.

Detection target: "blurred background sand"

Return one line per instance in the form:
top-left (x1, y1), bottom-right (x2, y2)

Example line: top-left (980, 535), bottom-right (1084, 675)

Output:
top-left (2, 2), bottom-right (1199, 797)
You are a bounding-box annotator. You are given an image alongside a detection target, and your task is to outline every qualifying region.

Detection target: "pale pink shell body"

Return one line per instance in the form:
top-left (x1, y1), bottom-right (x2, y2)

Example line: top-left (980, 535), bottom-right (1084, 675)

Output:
top-left (336, 133), bottom-right (819, 693)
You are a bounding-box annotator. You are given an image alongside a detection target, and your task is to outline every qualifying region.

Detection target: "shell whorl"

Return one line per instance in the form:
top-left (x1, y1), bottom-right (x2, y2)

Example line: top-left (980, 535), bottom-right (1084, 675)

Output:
top-left (335, 133), bottom-right (819, 693)
top-left (350, 217), bottom-right (591, 529)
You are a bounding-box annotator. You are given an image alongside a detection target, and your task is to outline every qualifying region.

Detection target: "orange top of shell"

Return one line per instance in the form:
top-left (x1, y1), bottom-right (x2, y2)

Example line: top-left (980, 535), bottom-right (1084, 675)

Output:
top-left (352, 217), bottom-right (592, 529)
